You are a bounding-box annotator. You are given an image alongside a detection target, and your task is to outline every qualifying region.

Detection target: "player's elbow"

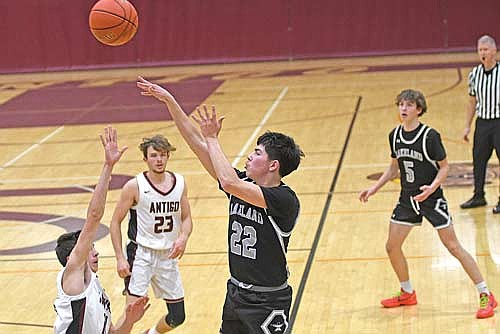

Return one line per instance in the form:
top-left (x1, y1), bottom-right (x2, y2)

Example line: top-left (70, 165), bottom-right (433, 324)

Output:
top-left (87, 208), bottom-right (104, 223)
top-left (219, 177), bottom-right (239, 194)
top-left (388, 168), bottom-right (399, 180)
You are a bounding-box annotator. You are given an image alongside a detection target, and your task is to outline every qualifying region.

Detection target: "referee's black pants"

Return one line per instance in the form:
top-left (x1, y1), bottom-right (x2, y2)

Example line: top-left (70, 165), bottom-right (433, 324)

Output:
top-left (472, 118), bottom-right (500, 198)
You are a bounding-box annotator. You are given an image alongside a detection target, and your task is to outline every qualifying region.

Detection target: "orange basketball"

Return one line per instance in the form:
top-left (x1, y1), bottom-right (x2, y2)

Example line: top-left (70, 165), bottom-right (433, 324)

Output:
top-left (89, 0), bottom-right (138, 46)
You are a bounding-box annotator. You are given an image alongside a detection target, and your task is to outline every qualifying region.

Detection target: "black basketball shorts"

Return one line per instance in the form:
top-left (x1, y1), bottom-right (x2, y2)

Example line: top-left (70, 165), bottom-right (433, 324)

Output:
top-left (390, 193), bottom-right (452, 229)
top-left (219, 280), bottom-right (292, 334)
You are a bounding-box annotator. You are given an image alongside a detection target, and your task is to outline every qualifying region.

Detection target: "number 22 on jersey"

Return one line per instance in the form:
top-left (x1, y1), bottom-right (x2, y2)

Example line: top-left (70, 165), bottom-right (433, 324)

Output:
top-left (230, 221), bottom-right (257, 259)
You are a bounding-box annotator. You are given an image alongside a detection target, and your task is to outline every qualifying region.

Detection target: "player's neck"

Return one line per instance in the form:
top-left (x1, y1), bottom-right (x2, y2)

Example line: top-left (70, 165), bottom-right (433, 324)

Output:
top-left (253, 173), bottom-right (281, 188)
top-left (402, 119), bottom-right (420, 132)
top-left (146, 170), bottom-right (166, 184)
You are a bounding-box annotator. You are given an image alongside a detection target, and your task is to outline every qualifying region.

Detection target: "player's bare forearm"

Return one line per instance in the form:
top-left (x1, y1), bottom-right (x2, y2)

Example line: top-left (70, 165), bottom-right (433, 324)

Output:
top-left (165, 104), bottom-right (218, 179)
top-left (110, 218), bottom-right (125, 260)
top-left (180, 217), bottom-right (192, 242)
top-left (430, 159), bottom-right (449, 192)
top-left (205, 137), bottom-right (238, 186)
top-left (77, 126), bottom-right (126, 265)
top-left (373, 160), bottom-right (399, 193)
top-left (71, 163), bottom-right (113, 266)
top-left (180, 183), bottom-right (193, 239)
top-left (110, 180), bottom-right (137, 260)
top-left (87, 163), bottom-right (112, 223)
top-left (205, 137), bottom-right (266, 207)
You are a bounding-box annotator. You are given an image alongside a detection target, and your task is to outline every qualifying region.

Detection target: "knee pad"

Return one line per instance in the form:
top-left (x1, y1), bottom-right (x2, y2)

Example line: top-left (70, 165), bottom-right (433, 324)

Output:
top-left (165, 301), bottom-right (185, 328)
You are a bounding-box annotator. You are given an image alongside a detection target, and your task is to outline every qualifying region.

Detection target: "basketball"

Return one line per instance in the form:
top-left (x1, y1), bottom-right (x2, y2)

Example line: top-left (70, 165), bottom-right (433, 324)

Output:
top-left (89, 0), bottom-right (138, 46)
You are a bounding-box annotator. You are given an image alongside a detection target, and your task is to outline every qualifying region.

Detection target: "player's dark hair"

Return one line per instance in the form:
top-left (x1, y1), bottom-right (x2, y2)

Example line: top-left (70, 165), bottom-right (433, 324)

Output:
top-left (395, 89), bottom-right (427, 116)
top-left (139, 135), bottom-right (176, 158)
top-left (257, 131), bottom-right (304, 177)
top-left (55, 230), bottom-right (81, 266)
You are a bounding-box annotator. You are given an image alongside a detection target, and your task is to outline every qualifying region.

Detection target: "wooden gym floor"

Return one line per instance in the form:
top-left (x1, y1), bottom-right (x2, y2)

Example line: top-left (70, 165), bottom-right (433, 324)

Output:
top-left (0, 52), bottom-right (499, 333)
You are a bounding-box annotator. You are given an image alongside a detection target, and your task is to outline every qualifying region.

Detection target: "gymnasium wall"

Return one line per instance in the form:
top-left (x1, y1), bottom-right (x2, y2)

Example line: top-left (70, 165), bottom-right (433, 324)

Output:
top-left (1, 0), bottom-right (499, 73)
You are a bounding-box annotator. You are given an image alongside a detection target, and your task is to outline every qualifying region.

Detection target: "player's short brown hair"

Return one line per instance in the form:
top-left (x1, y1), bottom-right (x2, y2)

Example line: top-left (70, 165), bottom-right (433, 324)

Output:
top-left (395, 89), bottom-right (427, 116)
top-left (139, 135), bottom-right (176, 158)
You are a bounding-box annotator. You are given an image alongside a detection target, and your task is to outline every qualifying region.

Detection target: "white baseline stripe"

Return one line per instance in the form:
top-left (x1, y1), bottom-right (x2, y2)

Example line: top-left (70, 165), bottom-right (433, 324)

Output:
top-left (41, 216), bottom-right (70, 224)
top-left (232, 87), bottom-right (289, 167)
top-left (73, 184), bottom-right (95, 193)
top-left (0, 126), bottom-right (65, 171)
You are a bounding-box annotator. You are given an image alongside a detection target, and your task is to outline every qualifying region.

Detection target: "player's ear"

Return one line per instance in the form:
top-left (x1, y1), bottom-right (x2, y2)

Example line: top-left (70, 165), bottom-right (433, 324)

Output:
top-left (269, 160), bottom-right (280, 173)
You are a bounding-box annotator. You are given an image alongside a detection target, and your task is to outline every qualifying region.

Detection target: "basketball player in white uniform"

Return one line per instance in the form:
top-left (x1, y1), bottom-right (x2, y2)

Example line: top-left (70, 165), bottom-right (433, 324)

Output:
top-left (54, 126), bottom-right (150, 334)
top-left (110, 135), bottom-right (193, 334)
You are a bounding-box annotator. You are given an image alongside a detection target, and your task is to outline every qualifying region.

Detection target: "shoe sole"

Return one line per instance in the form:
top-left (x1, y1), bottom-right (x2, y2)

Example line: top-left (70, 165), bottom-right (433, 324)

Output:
top-left (381, 301), bottom-right (417, 308)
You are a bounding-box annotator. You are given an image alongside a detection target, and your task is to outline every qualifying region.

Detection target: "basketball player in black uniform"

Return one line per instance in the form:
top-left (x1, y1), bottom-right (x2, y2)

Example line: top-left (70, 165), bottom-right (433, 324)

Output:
top-left (359, 89), bottom-right (497, 319)
top-left (137, 77), bottom-right (304, 333)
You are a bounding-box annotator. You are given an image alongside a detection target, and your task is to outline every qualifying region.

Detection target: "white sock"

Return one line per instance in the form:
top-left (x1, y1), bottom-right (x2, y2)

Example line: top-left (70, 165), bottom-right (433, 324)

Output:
top-left (476, 281), bottom-right (490, 295)
top-left (148, 328), bottom-right (160, 334)
top-left (400, 280), bottom-right (413, 294)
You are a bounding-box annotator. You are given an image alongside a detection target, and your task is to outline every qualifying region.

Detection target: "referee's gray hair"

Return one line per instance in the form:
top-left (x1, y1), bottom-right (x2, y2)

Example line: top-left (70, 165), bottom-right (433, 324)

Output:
top-left (477, 35), bottom-right (497, 49)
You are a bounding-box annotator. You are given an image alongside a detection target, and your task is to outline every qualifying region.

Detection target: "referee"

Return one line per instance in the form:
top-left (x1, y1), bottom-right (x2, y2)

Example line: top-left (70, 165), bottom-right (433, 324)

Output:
top-left (461, 35), bottom-right (500, 214)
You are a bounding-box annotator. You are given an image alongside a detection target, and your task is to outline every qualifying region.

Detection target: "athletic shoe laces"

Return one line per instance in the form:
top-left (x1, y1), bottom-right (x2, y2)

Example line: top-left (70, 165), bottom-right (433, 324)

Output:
top-left (393, 291), bottom-right (403, 298)
top-left (479, 294), bottom-right (489, 308)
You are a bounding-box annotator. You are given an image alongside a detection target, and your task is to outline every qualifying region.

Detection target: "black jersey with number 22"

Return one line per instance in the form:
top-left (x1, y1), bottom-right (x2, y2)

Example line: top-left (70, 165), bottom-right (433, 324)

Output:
top-left (221, 169), bottom-right (300, 287)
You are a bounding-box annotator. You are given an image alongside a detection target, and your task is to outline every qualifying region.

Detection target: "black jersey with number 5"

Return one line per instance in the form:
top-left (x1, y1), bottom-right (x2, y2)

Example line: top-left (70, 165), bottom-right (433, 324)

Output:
top-left (389, 123), bottom-right (446, 196)
top-left (220, 169), bottom-right (300, 287)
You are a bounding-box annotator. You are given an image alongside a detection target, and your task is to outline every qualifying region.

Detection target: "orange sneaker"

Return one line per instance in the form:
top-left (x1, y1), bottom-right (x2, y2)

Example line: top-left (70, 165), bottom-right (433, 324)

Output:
top-left (381, 289), bottom-right (417, 308)
top-left (476, 292), bottom-right (497, 319)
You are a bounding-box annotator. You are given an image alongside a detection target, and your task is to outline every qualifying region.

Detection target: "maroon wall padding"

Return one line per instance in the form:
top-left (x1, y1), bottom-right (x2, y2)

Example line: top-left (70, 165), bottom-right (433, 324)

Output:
top-left (1, 0), bottom-right (500, 73)
top-left (290, 0), bottom-right (445, 57)
top-left (446, 0), bottom-right (500, 49)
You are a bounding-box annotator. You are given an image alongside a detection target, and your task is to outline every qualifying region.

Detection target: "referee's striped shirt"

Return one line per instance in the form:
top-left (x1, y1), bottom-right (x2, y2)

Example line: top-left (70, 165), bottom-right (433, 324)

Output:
top-left (468, 61), bottom-right (500, 119)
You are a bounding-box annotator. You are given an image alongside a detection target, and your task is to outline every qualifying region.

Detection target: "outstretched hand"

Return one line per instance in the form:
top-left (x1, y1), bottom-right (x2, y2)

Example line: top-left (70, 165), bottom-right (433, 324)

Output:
top-left (137, 76), bottom-right (174, 103)
top-left (99, 126), bottom-right (128, 166)
top-left (192, 104), bottom-right (225, 138)
top-left (124, 296), bottom-right (150, 324)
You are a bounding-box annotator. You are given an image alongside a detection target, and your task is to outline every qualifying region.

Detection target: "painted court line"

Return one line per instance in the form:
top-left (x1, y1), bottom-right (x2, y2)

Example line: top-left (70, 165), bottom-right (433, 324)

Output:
top-left (0, 126), bottom-right (65, 172)
top-left (73, 184), bottom-right (95, 193)
top-left (231, 86), bottom-right (289, 167)
top-left (0, 165), bottom-right (339, 184)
